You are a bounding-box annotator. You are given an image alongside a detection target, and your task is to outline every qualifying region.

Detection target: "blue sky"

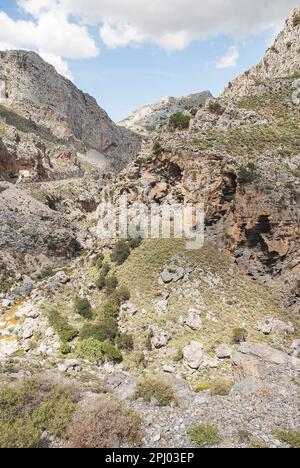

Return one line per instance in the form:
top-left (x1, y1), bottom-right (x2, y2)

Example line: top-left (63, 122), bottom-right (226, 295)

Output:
top-left (0, 1), bottom-right (298, 121)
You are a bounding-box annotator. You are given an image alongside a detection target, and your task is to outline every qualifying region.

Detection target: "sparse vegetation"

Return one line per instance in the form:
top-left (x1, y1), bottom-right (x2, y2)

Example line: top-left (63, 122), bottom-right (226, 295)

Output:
top-left (188, 424), bottom-right (221, 447)
top-left (134, 377), bottom-right (175, 406)
top-left (275, 429), bottom-right (300, 448)
top-left (68, 396), bottom-right (141, 448)
top-left (210, 379), bottom-right (233, 396)
top-left (153, 140), bottom-right (163, 156)
top-left (238, 163), bottom-right (257, 184)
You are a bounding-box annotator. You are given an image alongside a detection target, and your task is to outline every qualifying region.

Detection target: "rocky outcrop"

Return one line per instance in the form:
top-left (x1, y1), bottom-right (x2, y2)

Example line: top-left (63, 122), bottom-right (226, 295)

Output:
top-left (223, 8), bottom-right (300, 98)
top-left (0, 50), bottom-right (141, 170)
top-left (119, 92), bottom-right (212, 134)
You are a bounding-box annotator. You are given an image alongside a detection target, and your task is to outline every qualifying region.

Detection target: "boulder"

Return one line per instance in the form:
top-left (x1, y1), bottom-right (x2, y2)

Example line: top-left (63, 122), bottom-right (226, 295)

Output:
top-left (183, 341), bottom-right (204, 369)
top-left (231, 377), bottom-right (263, 396)
top-left (160, 266), bottom-right (185, 284)
top-left (21, 318), bottom-right (40, 340)
top-left (148, 325), bottom-right (172, 349)
top-left (290, 340), bottom-right (300, 358)
top-left (184, 309), bottom-right (202, 331)
top-left (240, 342), bottom-right (288, 366)
top-left (216, 344), bottom-right (232, 359)
top-left (256, 318), bottom-right (295, 336)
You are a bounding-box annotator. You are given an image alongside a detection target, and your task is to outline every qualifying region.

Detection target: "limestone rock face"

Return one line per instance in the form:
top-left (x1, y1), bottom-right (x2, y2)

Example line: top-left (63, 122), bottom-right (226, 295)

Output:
top-left (223, 8), bottom-right (300, 98)
top-left (119, 92), bottom-right (212, 134)
top-left (0, 50), bottom-right (141, 170)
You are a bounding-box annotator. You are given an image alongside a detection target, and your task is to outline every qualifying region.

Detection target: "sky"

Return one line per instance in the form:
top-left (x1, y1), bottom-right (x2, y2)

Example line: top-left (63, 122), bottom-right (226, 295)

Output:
top-left (0, 1), bottom-right (299, 121)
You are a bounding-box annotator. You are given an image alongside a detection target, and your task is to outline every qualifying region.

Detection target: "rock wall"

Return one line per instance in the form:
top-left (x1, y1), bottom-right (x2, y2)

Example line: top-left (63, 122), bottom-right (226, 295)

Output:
top-left (223, 8), bottom-right (300, 98)
top-left (0, 50), bottom-right (141, 169)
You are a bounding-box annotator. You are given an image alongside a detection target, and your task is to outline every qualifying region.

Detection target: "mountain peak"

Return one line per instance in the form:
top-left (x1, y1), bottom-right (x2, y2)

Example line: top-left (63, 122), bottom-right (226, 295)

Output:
top-left (223, 7), bottom-right (300, 98)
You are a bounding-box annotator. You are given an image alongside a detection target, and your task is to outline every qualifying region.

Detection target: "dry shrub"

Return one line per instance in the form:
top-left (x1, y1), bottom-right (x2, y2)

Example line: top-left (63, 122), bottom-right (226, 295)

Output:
top-left (68, 395), bottom-right (141, 448)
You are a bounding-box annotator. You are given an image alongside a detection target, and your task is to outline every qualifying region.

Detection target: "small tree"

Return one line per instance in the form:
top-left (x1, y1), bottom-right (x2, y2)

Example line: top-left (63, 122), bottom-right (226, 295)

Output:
top-left (105, 275), bottom-right (118, 296)
top-left (74, 298), bottom-right (93, 320)
top-left (169, 112), bottom-right (191, 130)
top-left (111, 241), bottom-right (131, 265)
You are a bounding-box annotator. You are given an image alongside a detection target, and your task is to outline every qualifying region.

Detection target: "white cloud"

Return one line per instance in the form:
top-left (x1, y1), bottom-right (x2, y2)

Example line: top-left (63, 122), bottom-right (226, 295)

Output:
top-left (0, 7), bottom-right (99, 79)
top-left (0, 0), bottom-right (299, 77)
top-left (216, 46), bottom-right (239, 69)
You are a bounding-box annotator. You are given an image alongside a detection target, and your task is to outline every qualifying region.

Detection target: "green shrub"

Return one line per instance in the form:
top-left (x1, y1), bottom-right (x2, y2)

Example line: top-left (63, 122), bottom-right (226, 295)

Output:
top-left (105, 275), bottom-right (118, 296)
top-left (134, 378), bottom-right (175, 406)
top-left (0, 378), bottom-right (77, 448)
top-left (188, 424), bottom-right (221, 447)
top-left (275, 429), bottom-right (300, 448)
top-left (60, 342), bottom-right (72, 355)
top-left (94, 253), bottom-right (104, 270)
top-left (48, 309), bottom-right (78, 343)
top-left (74, 297), bottom-right (93, 320)
top-left (210, 380), bottom-right (233, 396)
top-left (32, 385), bottom-right (77, 437)
top-left (80, 317), bottom-right (118, 343)
top-left (111, 241), bottom-right (131, 265)
top-left (169, 112), bottom-right (191, 130)
top-left (36, 267), bottom-right (55, 281)
top-left (101, 341), bottom-right (123, 363)
top-left (76, 338), bottom-right (104, 362)
top-left (232, 327), bottom-right (248, 344)
top-left (101, 262), bottom-right (110, 276)
top-left (153, 141), bottom-right (163, 156)
top-left (116, 286), bottom-right (131, 303)
top-left (293, 15), bottom-right (300, 27)
top-left (115, 334), bottom-right (134, 351)
top-left (100, 298), bottom-right (120, 318)
top-left (208, 101), bottom-right (223, 114)
top-left (193, 379), bottom-right (211, 393)
top-left (238, 163), bottom-right (257, 184)
top-left (128, 237), bottom-right (142, 250)
top-left (95, 274), bottom-right (106, 290)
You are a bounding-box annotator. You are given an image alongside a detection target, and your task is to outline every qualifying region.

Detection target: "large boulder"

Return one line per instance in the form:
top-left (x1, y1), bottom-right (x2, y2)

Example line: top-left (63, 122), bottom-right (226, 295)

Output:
top-left (183, 341), bottom-right (204, 370)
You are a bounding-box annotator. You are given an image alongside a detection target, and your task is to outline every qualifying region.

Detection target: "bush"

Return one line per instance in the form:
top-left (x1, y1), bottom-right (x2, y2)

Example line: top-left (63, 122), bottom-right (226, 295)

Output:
top-left (60, 342), bottom-right (72, 355)
top-left (232, 328), bottom-right (248, 344)
top-left (101, 341), bottom-right (123, 363)
top-left (153, 141), bottom-right (163, 156)
top-left (193, 379), bottom-right (211, 393)
top-left (101, 262), bottom-right (110, 276)
top-left (80, 317), bottom-right (118, 343)
top-left (76, 338), bottom-right (104, 362)
top-left (293, 15), bottom-right (300, 27)
top-left (105, 275), bottom-right (118, 296)
top-left (169, 112), bottom-right (191, 130)
top-left (0, 378), bottom-right (77, 448)
top-left (95, 274), bottom-right (106, 290)
top-left (48, 309), bottom-right (78, 343)
top-left (68, 396), bottom-right (141, 448)
top-left (116, 286), bottom-right (131, 303)
top-left (74, 298), bottom-right (93, 320)
top-left (210, 380), bottom-right (233, 396)
top-left (94, 253), bottom-right (104, 270)
top-left (111, 241), bottom-right (131, 265)
top-left (275, 430), bottom-right (300, 448)
top-left (188, 424), bottom-right (221, 447)
top-left (128, 237), bottom-right (142, 250)
top-left (115, 334), bottom-right (134, 351)
top-left (100, 298), bottom-right (120, 318)
top-left (36, 267), bottom-right (55, 281)
top-left (134, 378), bottom-right (175, 406)
top-left (238, 162), bottom-right (257, 184)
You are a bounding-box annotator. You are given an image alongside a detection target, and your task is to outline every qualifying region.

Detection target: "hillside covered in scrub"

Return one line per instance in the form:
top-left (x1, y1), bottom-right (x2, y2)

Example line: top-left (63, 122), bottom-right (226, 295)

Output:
top-left (0, 6), bottom-right (300, 450)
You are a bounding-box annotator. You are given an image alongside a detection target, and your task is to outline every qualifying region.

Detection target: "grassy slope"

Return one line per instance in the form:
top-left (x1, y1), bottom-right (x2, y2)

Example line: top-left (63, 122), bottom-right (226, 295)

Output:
top-left (116, 240), bottom-right (297, 360)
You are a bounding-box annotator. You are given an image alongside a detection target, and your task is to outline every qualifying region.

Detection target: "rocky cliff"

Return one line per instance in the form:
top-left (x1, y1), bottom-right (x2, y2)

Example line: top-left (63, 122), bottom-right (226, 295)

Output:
top-left (119, 91), bottom-right (212, 134)
top-left (0, 50), bottom-right (141, 168)
top-left (223, 7), bottom-right (300, 98)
